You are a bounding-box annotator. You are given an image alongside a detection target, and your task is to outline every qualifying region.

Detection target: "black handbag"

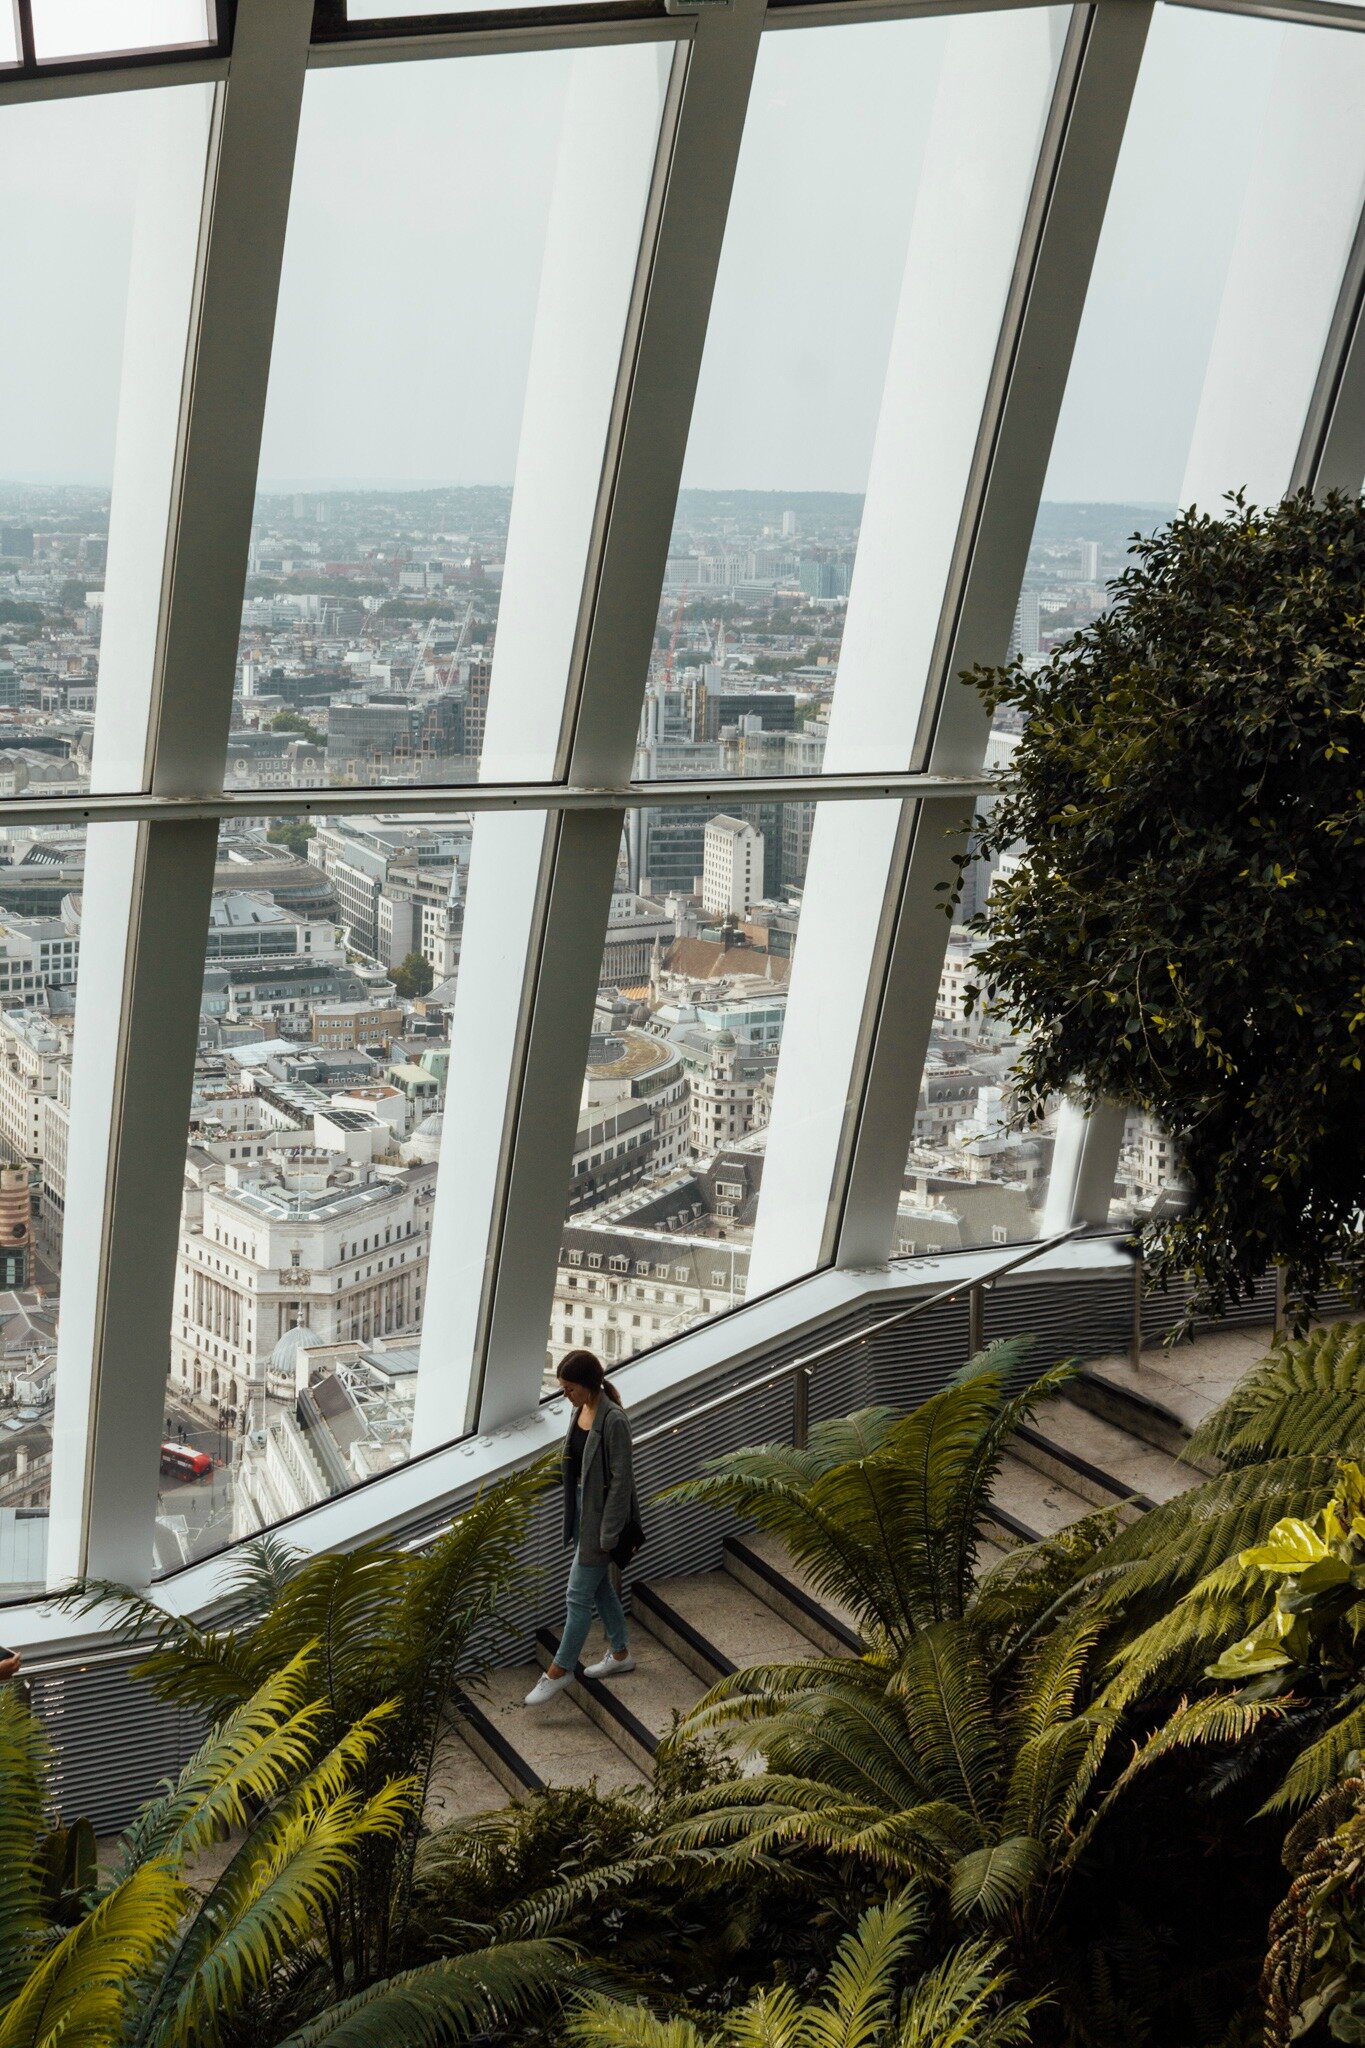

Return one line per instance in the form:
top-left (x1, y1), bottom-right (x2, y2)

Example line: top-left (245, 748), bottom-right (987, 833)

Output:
top-left (611, 1508), bottom-right (646, 1571)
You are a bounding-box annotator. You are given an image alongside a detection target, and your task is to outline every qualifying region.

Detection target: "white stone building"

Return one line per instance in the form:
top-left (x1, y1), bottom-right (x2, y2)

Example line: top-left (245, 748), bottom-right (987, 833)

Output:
top-left (170, 1157), bottom-right (432, 1418)
top-left (548, 1221), bottom-right (749, 1374)
top-left (702, 814), bottom-right (764, 918)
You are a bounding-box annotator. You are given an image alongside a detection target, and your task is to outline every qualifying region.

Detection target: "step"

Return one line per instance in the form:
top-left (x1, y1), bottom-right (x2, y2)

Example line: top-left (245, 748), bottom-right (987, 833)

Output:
top-left (1033, 1393), bottom-right (1193, 1506)
top-left (991, 1450), bottom-right (1098, 1540)
top-left (533, 1625), bottom-right (706, 1771)
top-left (1010, 1424), bottom-right (1152, 1522)
top-left (979, 1497), bottom-right (1041, 1550)
top-left (450, 1686), bottom-right (542, 1802)
top-left (461, 1665), bottom-right (648, 1800)
top-left (722, 1534), bottom-right (861, 1655)
top-left (424, 1719), bottom-right (512, 1824)
top-left (634, 1569), bottom-right (828, 1686)
top-left (1066, 1366), bottom-right (1204, 1468)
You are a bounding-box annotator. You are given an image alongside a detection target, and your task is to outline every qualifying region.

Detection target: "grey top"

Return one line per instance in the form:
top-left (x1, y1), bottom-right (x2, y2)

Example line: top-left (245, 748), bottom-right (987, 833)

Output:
top-left (563, 1398), bottom-right (638, 1567)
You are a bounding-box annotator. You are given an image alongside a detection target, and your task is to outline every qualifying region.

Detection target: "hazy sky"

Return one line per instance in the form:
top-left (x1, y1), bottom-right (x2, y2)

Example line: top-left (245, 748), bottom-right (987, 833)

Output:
top-left (0, 3), bottom-right (1324, 505)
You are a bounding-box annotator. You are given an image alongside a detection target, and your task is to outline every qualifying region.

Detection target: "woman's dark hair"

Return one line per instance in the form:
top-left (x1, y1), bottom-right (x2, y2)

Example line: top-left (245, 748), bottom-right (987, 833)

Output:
top-left (557, 1348), bottom-right (623, 1406)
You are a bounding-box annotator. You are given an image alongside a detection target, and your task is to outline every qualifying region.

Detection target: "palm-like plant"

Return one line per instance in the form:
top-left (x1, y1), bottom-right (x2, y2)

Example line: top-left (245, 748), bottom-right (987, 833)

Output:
top-left (643, 1616), bottom-right (1268, 1942)
top-left (564, 1891), bottom-right (1042, 2048)
top-left (664, 1343), bottom-right (1070, 1651)
top-left (60, 1459), bottom-right (554, 1987)
top-left (0, 1660), bottom-right (569, 2047)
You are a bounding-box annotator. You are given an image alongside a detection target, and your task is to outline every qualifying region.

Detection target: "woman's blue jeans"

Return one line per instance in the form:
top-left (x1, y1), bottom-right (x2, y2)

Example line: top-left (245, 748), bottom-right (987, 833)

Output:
top-left (555, 1553), bottom-right (629, 1672)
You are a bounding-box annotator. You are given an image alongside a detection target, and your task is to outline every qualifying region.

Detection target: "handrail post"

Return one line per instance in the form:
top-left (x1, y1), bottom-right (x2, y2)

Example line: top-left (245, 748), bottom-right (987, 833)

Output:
top-left (1273, 1261), bottom-right (1287, 1340)
top-left (1129, 1246), bottom-right (1143, 1371)
top-left (967, 1283), bottom-right (985, 1360)
top-left (793, 1366), bottom-right (810, 1450)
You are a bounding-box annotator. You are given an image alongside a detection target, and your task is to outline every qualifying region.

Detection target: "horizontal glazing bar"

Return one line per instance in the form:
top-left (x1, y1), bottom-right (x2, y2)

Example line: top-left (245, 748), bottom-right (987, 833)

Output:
top-left (0, 50), bottom-right (227, 97)
top-left (1163, 0), bottom-right (1365, 29)
top-left (0, 0), bottom-right (227, 85)
top-left (0, 772), bottom-right (995, 829)
top-left (6, 0), bottom-right (1360, 96)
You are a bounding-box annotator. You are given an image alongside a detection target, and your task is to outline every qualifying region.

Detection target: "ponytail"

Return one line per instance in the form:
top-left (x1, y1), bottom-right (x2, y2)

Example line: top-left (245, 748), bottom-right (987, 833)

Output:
top-left (557, 1348), bottom-right (623, 1407)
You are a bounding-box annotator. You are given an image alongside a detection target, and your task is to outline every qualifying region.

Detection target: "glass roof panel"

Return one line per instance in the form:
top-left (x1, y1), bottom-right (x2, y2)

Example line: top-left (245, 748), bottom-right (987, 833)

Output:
top-left (631, 9), bottom-right (1067, 793)
top-left (228, 42), bottom-right (671, 796)
top-left (157, 814), bottom-right (463, 1575)
top-left (30, 0), bottom-right (215, 63)
top-left (545, 799), bottom-right (853, 1379)
top-left (347, 0), bottom-right (590, 15)
top-left (0, 85), bottom-right (211, 794)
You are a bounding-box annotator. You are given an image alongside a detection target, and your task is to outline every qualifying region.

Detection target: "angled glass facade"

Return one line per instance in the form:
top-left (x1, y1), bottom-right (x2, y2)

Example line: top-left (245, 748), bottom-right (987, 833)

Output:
top-left (0, 0), bottom-right (1357, 1615)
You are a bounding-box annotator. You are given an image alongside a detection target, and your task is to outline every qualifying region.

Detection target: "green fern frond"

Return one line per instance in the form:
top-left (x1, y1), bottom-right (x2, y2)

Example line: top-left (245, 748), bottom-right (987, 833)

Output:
top-left (1064, 1694), bottom-right (1282, 1871)
top-left (1084, 1456), bottom-right (1338, 1623)
top-left (947, 1837), bottom-right (1046, 1927)
top-left (666, 1365), bottom-right (1073, 1645)
top-left (1261, 1692), bottom-right (1365, 1816)
top-left (119, 1651), bottom-right (328, 1875)
top-left (803, 1888), bottom-right (928, 2048)
top-left (567, 1992), bottom-right (710, 2048)
top-left (1012, 1616), bottom-right (1103, 1739)
top-left (1100, 1557), bottom-right (1265, 1709)
top-left (756, 1705), bottom-right (935, 1812)
top-left (896, 1936), bottom-right (1044, 2047)
top-left (0, 1691), bottom-right (49, 2002)
top-left (246, 1542), bottom-right (413, 1719)
top-left (1001, 1710), bottom-right (1118, 1847)
top-left (0, 1860), bottom-right (186, 2048)
top-left (889, 1625), bottom-right (1004, 1823)
top-left (224, 1533), bottom-right (304, 1614)
top-left (149, 1781), bottom-right (416, 2048)
top-left (269, 1941), bottom-right (574, 2047)
top-left (1186, 1322), bottom-right (1365, 1469)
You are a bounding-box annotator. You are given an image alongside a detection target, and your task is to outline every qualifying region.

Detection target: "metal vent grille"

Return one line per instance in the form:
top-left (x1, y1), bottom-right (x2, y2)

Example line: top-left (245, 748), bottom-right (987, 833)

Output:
top-left (25, 1655), bottom-right (206, 1834)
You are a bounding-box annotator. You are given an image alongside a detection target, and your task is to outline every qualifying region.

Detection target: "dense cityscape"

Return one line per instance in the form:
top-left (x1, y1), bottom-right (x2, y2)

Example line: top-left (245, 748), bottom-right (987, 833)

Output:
top-left (0, 483), bottom-right (1182, 1587)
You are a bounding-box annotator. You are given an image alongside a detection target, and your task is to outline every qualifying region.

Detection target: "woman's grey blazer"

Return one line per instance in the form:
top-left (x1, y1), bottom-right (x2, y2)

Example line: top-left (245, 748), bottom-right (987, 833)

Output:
top-left (563, 1400), bottom-right (638, 1566)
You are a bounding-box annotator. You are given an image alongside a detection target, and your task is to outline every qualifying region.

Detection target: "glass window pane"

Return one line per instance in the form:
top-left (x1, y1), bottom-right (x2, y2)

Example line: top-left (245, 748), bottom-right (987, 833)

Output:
top-left (0, 821), bottom-right (86, 1597)
top-left (0, 86), bottom-right (211, 793)
top-left (229, 43), bottom-right (670, 795)
top-left (0, 3), bottom-right (19, 65)
top-left (633, 11), bottom-right (1065, 793)
top-left (159, 814), bottom-right (467, 1574)
top-left (31, 0), bottom-right (214, 62)
top-left (348, 0), bottom-right (584, 15)
top-left (543, 798), bottom-right (850, 1379)
top-left (928, 5), bottom-right (1365, 1249)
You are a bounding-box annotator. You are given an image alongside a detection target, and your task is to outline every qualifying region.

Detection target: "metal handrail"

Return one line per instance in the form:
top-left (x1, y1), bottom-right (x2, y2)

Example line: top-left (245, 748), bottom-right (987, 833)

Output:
top-left (633, 1223), bottom-right (1089, 1451)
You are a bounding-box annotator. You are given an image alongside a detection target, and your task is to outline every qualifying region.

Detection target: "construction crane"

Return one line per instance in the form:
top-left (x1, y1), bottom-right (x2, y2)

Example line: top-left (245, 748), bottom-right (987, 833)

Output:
top-left (407, 616), bottom-right (438, 694)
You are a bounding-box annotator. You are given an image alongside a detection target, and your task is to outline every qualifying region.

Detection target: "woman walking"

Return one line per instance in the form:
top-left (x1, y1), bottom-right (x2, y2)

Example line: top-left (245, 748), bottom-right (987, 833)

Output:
top-left (526, 1349), bottom-right (642, 1705)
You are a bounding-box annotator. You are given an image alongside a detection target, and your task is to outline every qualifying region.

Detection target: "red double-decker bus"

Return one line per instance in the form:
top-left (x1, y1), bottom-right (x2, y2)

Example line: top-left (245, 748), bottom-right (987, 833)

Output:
top-left (160, 1442), bottom-right (213, 1482)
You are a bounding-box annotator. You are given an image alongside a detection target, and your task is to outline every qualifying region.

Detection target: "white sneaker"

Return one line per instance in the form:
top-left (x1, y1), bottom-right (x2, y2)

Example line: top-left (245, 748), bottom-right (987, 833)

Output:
top-left (583, 1652), bottom-right (636, 1680)
top-left (524, 1669), bottom-right (573, 1706)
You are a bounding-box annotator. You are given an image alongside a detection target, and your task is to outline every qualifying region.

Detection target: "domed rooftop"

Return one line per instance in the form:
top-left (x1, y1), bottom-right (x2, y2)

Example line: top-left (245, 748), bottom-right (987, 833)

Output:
top-left (269, 1324), bottom-right (326, 1378)
top-left (413, 1112), bottom-right (443, 1138)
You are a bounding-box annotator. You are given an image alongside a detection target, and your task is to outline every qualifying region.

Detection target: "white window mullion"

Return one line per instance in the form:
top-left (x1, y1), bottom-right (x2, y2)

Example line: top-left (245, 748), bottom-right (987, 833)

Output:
top-left (415, 2), bottom-right (767, 1448)
top-left (46, 0), bottom-right (314, 1590)
top-left (749, 2), bottom-right (1152, 1293)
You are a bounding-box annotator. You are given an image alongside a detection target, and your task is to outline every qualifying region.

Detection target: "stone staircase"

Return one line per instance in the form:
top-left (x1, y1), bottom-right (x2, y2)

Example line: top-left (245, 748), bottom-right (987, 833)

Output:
top-left (425, 1348), bottom-right (1222, 1823)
